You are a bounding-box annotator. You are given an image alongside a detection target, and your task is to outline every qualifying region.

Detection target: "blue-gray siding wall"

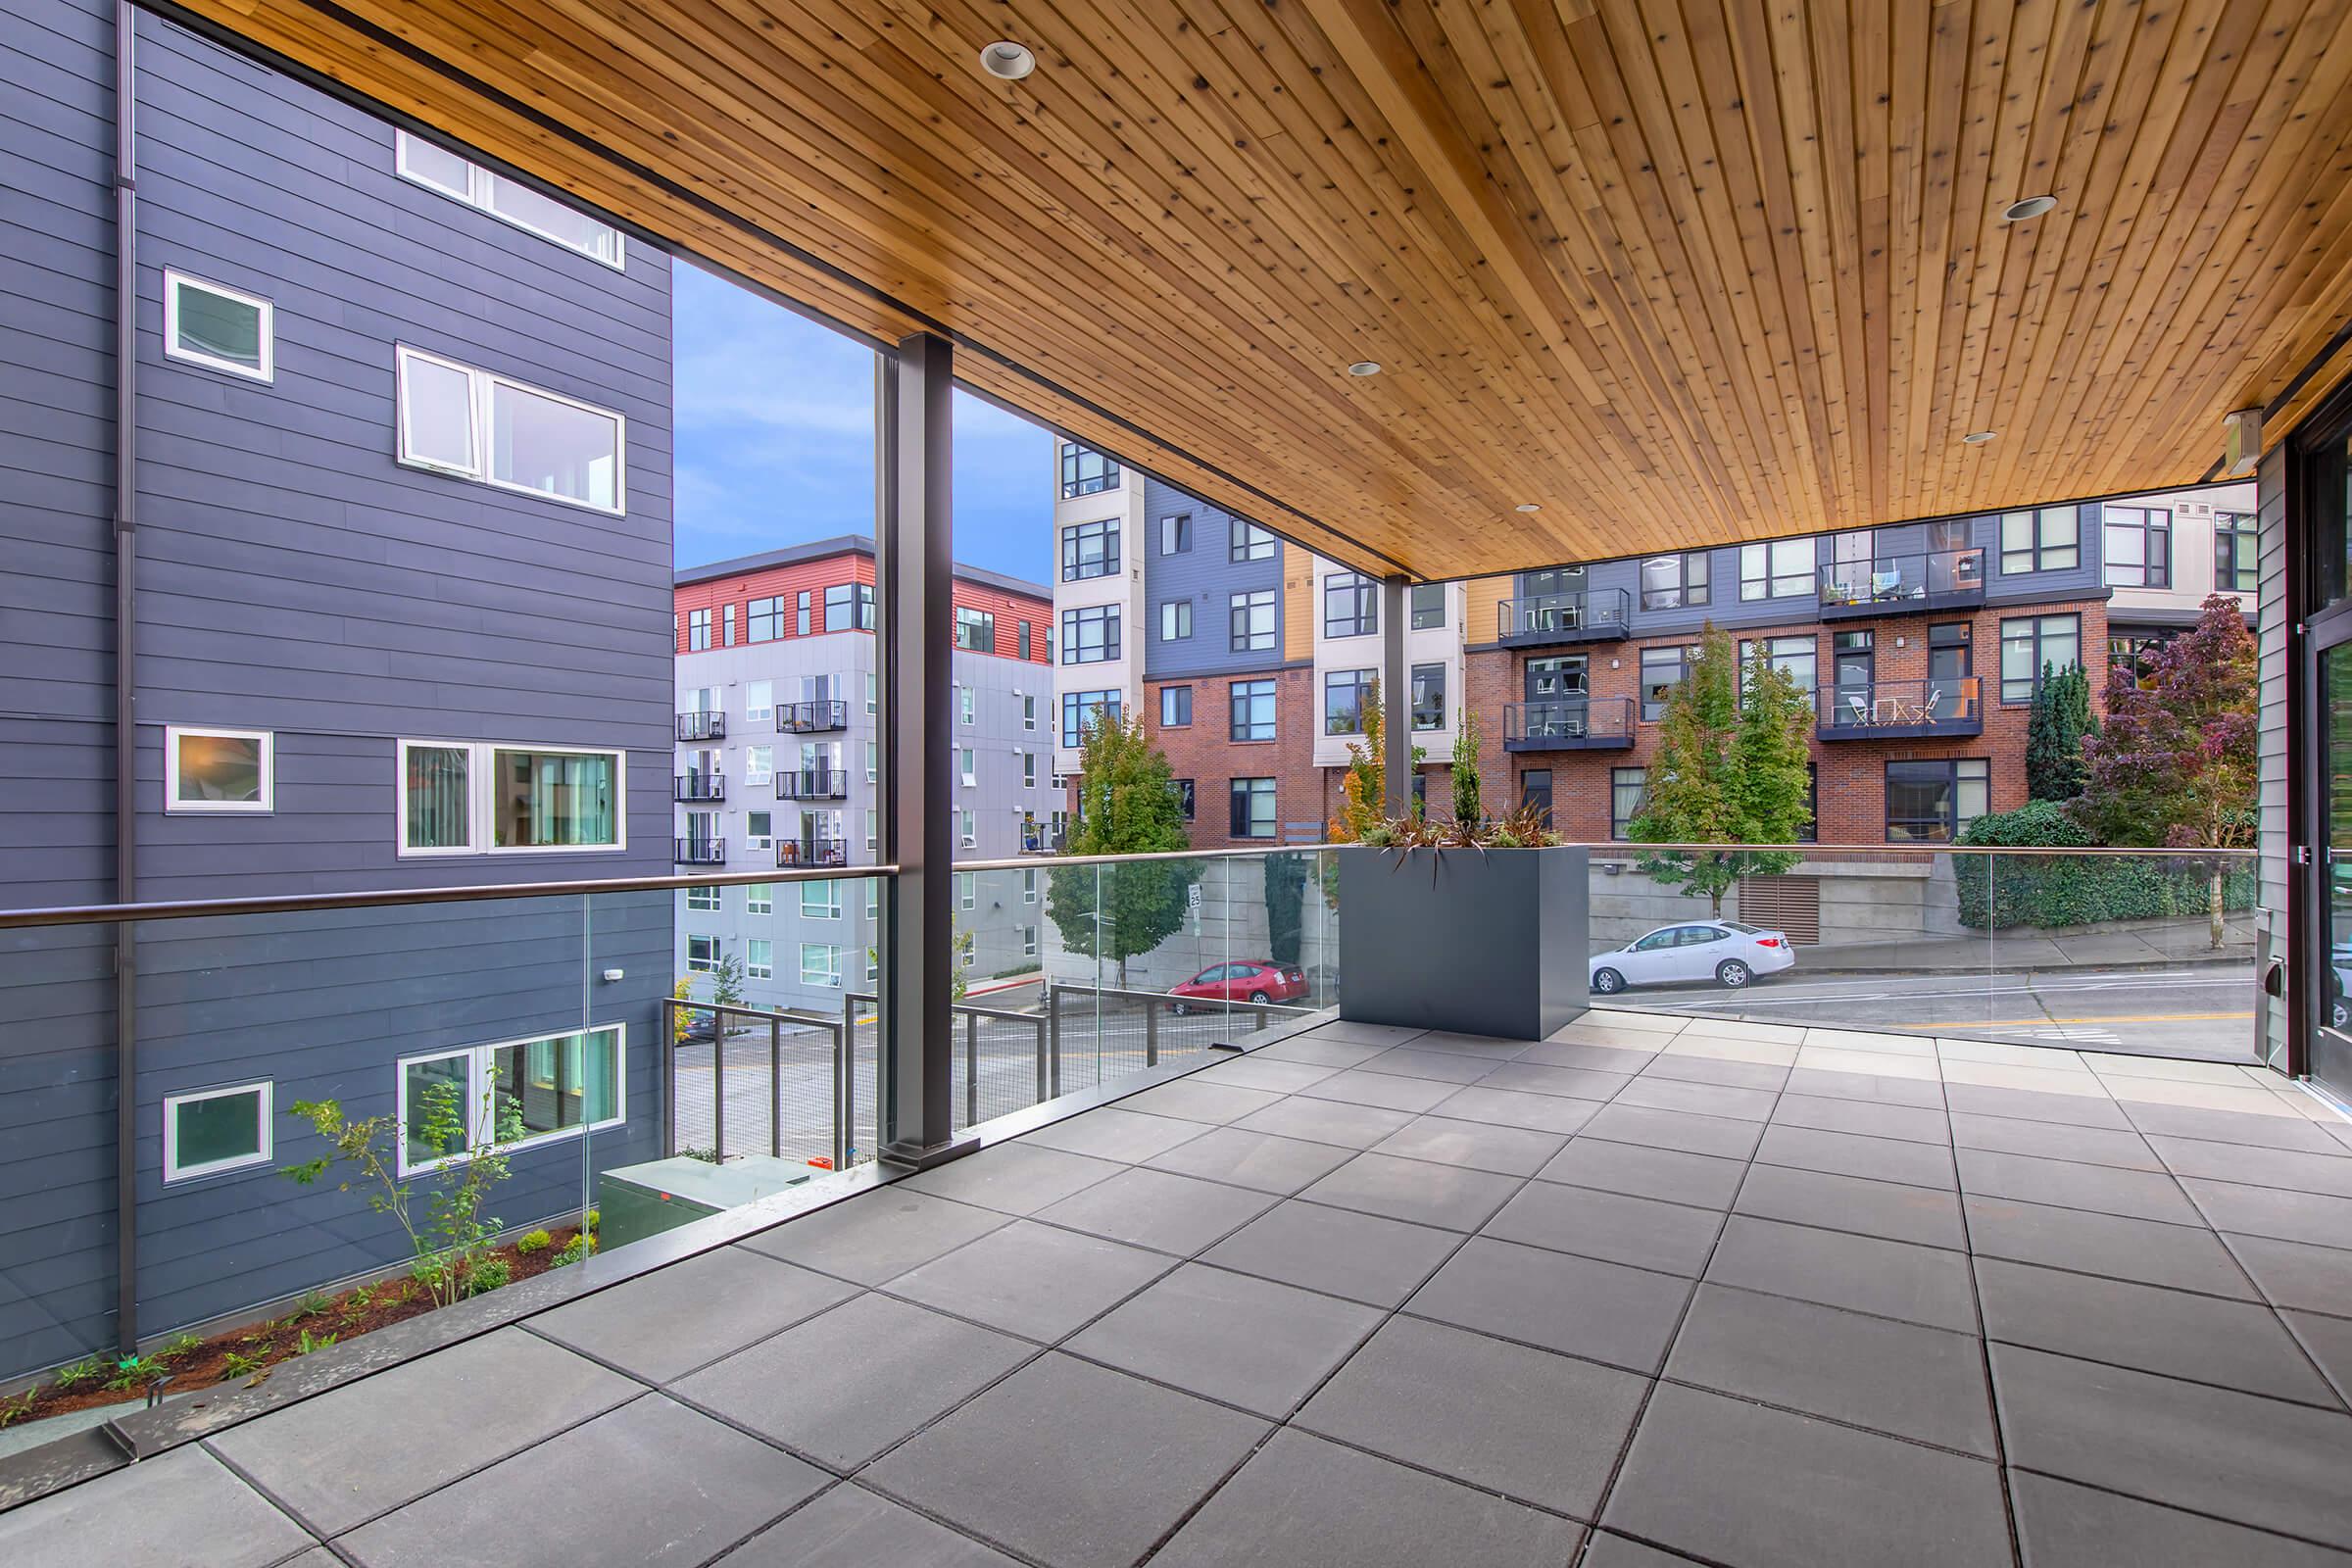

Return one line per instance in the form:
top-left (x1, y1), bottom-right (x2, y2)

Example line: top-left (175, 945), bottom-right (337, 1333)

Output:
top-left (1140, 474), bottom-right (1291, 678)
top-left (0, 0), bottom-right (675, 1378)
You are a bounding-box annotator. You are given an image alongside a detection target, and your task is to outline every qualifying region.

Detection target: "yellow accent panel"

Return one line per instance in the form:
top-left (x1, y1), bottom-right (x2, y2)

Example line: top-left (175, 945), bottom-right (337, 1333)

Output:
top-left (1284, 542), bottom-right (1314, 662)
top-left (1463, 576), bottom-right (1513, 645)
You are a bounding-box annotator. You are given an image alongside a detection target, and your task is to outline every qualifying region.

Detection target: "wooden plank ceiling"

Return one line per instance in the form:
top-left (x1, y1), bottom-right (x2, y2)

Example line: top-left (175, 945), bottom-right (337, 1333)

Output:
top-left (172, 0), bottom-right (2352, 579)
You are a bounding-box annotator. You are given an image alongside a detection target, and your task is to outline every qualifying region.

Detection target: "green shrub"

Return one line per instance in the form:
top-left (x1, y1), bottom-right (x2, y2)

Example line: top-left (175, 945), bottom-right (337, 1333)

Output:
top-left (52, 1356), bottom-right (105, 1391)
top-left (515, 1229), bottom-right (553, 1254)
top-left (466, 1258), bottom-right (513, 1297)
top-left (549, 1234), bottom-right (589, 1269)
top-left (1953, 803), bottom-right (2254, 930)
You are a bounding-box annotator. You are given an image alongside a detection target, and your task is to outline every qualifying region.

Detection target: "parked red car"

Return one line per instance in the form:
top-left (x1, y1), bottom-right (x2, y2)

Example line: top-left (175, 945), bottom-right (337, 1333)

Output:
top-left (1168, 959), bottom-right (1308, 1011)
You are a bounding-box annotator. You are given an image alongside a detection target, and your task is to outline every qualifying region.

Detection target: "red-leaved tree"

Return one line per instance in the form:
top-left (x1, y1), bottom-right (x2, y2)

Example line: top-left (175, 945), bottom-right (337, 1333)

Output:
top-left (2074, 594), bottom-right (2258, 948)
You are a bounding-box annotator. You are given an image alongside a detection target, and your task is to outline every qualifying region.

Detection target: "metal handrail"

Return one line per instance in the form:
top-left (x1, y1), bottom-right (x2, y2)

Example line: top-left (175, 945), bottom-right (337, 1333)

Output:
top-left (1503, 696), bottom-right (1637, 740)
top-left (1817, 546), bottom-right (1985, 604)
top-left (1495, 586), bottom-right (1633, 638)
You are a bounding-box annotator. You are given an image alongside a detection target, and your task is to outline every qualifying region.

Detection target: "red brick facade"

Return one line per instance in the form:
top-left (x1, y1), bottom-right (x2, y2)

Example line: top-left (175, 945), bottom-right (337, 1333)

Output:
top-left (1144, 667), bottom-right (1324, 847)
top-left (673, 547), bottom-right (1051, 663)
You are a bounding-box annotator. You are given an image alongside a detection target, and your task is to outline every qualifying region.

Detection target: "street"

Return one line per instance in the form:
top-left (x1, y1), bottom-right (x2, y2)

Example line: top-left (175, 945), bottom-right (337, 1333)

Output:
top-left (1632, 962), bottom-right (2260, 1060)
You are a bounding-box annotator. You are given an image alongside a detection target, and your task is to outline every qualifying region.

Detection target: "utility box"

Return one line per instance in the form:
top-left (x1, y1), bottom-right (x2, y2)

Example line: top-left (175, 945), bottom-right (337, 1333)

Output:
top-left (597, 1154), bottom-right (812, 1251)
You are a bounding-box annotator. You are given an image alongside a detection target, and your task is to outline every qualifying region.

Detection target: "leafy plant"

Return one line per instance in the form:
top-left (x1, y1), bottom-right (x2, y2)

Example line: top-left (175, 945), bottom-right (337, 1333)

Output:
top-left (516, 1229), bottom-right (554, 1254)
top-left (291, 1289), bottom-right (334, 1320)
top-left (103, 1355), bottom-right (159, 1392)
top-left (1350, 801), bottom-right (1560, 851)
top-left (671, 977), bottom-right (697, 1048)
top-left (294, 1329), bottom-right (337, 1356)
top-left (1451, 707), bottom-right (1484, 827)
top-left (549, 1233), bottom-right (589, 1268)
top-left (1329, 679), bottom-right (1427, 840)
top-left (220, 1349), bottom-right (266, 1378)
top-left (466, 1258), bottom-right (513, 1297)
top-left (584, 1208), bottom-right (600, 1233)
top-left (52, 1356), bottom-right (104, 1391)
top-left (284, 1067), bottom-right (528, 1311)
top-left (1046, 709), bottom-right (1200, 984)
top-left (2025, 662), bottom-right (2096, 802)
top-left (160, 1333), bottom-right (205, 1360)
top-left (710, 951), bottom-right (747, 1008)
top-left (679, 1146), bottom-right (721, 1164)
top-left (344, 1285), bottom-right (377, 1314)
top-left (0, 1390), bottom-right (37, 1428)
top-left (1263, 853), bottom-right (1307, 968)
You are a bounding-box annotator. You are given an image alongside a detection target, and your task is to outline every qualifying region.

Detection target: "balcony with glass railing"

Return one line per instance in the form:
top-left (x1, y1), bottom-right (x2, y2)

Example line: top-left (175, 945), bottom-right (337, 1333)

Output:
top-left (775, 836), bottom-right (849, 868)
top-left (1494, 586), bottom-right (1633, 647)
top-left (777, 699), bottom-right (850, 734)
top-left (771, 768), bottom-right (850, 801)
top-left (672, 771), bottom-right (725, 802)
top-left (1816, 546), bottom-right (1985, 618)
top-left (1502, 696), bottom-right (1636, 751)
top-left (1814, 676), bottom-right (1984, 739)
top-left (673, 835), bottom-right (725, 865)
top-left (673, 709), bottom-right (725, 741)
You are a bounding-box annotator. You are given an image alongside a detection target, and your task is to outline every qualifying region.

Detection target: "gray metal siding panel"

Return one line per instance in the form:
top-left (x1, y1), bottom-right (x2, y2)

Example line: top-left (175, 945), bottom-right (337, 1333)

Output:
top-left (1141, 475), bottom-right (1285, 677)
top-left (2256, 444), bottom-right (2290, 1068)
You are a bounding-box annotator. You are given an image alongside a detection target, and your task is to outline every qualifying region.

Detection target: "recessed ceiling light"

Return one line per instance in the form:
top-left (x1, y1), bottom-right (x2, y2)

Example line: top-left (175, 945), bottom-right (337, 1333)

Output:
top-left (1346, 361), bottom-right (1382, 377)
top-left (979, 40), bottom-right (1036, 80)
top-left (1962, 430), bottom-right (1997, 445)
top-left (1515, 503), bottom-right (1543, 513)
top-left (2001, 195), bottom-right (2057, 221)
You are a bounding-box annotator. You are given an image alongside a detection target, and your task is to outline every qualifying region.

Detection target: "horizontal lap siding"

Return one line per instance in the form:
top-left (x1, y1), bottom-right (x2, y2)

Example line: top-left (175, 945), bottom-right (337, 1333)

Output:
top-left (2256, 444), bottom-right (2289, 1068)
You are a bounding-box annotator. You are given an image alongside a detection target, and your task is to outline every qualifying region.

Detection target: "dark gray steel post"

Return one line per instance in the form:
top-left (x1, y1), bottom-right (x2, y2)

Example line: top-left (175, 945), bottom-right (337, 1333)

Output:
top-left (875, 336), bottom-right (974, 1169)
top-left (1382, 576), bottom-right (1410, 818)
top-left (768, 1014), bottom-right (782, 1159)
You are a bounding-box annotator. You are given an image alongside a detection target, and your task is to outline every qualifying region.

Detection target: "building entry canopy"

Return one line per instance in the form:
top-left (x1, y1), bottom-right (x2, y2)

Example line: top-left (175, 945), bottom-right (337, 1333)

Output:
top-left (179, 0), bottom-right (2352, 578)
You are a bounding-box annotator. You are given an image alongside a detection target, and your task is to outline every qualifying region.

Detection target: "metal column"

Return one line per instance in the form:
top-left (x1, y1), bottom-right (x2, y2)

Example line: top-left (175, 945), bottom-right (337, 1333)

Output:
top-left (1382, 576), bottom-right (1410, 818)
top-left (874, 335), bottom-right (975, 1169)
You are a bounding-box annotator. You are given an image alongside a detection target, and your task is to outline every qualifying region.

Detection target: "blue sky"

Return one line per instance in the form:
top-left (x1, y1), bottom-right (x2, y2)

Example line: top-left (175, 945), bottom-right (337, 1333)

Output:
top-left (671, 262), bottom-right (1052, 586)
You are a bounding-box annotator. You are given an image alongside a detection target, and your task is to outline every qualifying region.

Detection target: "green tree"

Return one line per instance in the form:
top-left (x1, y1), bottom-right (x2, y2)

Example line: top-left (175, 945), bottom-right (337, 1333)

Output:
top-left (709, 950), bottom-right (746, 1008)
top-left (1329, 677), bottom-right (1426, 839)
top-left (1264, 852), bottom-right (1307, 966)
top-left (1628, 625), bottom-right (1814, 916)
top-left (2025, 662), bottom-right (2095, 802)
top-left (1451, 707), bottom-right (1484, 826)
top-left (1046, 707), bottom-right (1199, 982)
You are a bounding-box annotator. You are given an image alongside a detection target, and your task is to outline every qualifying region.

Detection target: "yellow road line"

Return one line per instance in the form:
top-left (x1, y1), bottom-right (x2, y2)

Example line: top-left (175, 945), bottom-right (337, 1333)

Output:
top-left (1908, 1011), bottom-right (2253, 1029)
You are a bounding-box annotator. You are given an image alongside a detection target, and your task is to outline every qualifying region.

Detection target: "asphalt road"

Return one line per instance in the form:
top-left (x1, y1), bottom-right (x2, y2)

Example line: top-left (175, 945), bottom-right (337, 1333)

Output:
top-left (1631, 962), bottom-right (2261, 1060)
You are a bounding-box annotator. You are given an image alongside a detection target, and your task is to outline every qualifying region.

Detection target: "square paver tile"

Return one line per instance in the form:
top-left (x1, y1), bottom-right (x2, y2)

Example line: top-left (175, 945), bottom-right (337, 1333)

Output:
top-left (1949, 1112), bottom-right (2163, 1172)
top-left (887, 1219), bottom-right (1172, 1341)
top-left (1298, 1151), bottom-right (1522, 1231)
top-left (1019, 1107), bottom-right (1209, 1164)
top-left (1783, 1066), bottom-right (1947, 1108)
top-left (1637, 1052), bottom-right (1789, 1091)
top-left (1410, 1030), bottom-right (1544, 1058)
top-left (2009, 1470), bottom-right (2349, 1568)
top-left (1612, 1074), bottom-right (1779, 1121)
top-left (1991, 1343), bottom-right (2352, 1550)
top-left (1484, 1179), bottom-right (1724, 1276)
top-left (2228, 1232), bottom-right (2352, 1314)
top-left (675, 1293), bottom-right (1034, 1467)
top-left (1407, 1237), bottom-right (1691, 1372)
top-left (863, 1354), bottom-right (1267, 1568)
top-left (1117, 1079), bottom-right (1284, 1125)
top-left (1957, 1147), bottom-right (2200, 1225)
top-left (1581, 1102), bottom-right (1764, 1159)
top-left (1200, 1199), bottom-right (1462, 1306)
top-left (528, 1246), bottom-right (858, 1382)
top-left (1936, 1039), bottom-right (2095, 1071)
top-left (2284, 1309), bottom-right (2352, 1401)
top-left (338, 1395), bottom-right (822, 1568)
top-left (1350, 1047), bottom-right (1499, 1084)
top-left (1942, 1082), bottom-right (2134, 1129)
top-left (741, 1189), bottom-right (1010, 1286)
top-left (2184, 1177), bottom-right (2352, 1250)
top-left (1150, 1429), bottom-right (1583, 1568)
top-left (1939, 1059), bottom-right (2113, 1099)
top-left (1302, 1020), bottom-right (1429, 1049)
top-left (1665, 1283), bottom-right (1995, 1455)
top-left (0, 1446), bottom-right (313, 1568)
top-left (714, 1485), bottom-right (1023, 1567)
top-left (1801, 1026), bottom-right (1936, 1055)
top-left (1793, 1046), bottom-right (1943, 1082)
top-left (1231, 1095), bottom-right (1418, 1149)
top-left (1964, 1196), bottom-right (2258, 1298)
top-left (1704, 1215), bottom-right (1978, 1334)
top-left (1538, 1135), bottom-right (1747, 1208)
top-left (1478, 1061), bottom-right (1638, 1101)
top-left (1972, 1257), bottom-right (2337, 1406)
top-left (1251, 1035), bottom-right (1390, 1068)
top-left (1520, 1039), bottom-right (1660, 1072)
top-left (1579, 1534), bottom-right (1710, 1567)
top-left (1297, 1314), bottom-right (1646, 1516)
top-left (1664, 1031), bottom-right (1799, 1065)
top-left (1601, 1382), bottom-right (2009, 1568)
top-left (1370, 1113), bottom-right (1567, 1176)
top-left (1579, 1007), bottom-right (1690, 1035)
top-left (1772, 1093), bottom-right (1951, 1146)
top-left (1427, 1084), bottom-right (1603, 1135)
top-left (1734, 1162), bottom-right (1966, 1250)
top-left (1295, 1067), bottom-right (1462, 1113)
top-left (1066, 1263), bottom-right (1380, 1417)
top-left (207, 1327), bottom-right (638, 1537)
top-left (2101, 1076), bottom-right (2305, 1115)
top-left (2150, 1137), bottom-right (2352, 1198)
top-left (1036, 1165), bottom-right (1278, 1254)
top-left (1753, 1121), bottom-right (1957, 1190)
top-left (1190, 1054), bottom-right (1341, 1093)
top-left (900, 1143), bottom-right (1124, 1216)
top-left (2121, 1102), bottom-right (2349, 1152)
top-left (1142, 1124), bottom-right (1356, 1194)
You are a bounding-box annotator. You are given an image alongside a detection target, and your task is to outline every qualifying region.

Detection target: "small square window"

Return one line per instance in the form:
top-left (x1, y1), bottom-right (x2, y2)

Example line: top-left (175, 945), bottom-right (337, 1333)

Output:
top-left (165, 271), bottom-right (274, 382)
top-left (163, 1082), bottom-right (272, 1182)
top-left (166, 726), bottom-right (272, 812)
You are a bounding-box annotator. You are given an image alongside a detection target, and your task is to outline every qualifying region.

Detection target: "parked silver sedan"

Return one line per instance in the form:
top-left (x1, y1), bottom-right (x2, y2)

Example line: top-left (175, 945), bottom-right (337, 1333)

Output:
top-left (1589, 920), bottom-right (1796, 995)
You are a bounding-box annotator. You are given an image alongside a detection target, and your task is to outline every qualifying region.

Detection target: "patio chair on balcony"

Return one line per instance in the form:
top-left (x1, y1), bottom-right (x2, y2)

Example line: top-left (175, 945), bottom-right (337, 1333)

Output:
top-left (1870, 568), bottom-right (1905, 602)
top-left (1844, 692), bottom-right (1872, 727)
top-left (1909, 687), bottom-right (1943, 725)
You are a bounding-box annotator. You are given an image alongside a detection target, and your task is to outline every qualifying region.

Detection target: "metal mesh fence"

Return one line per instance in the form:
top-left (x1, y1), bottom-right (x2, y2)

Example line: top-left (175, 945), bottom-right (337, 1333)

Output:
top-left (666, 1005), bottom-right (848, 1169)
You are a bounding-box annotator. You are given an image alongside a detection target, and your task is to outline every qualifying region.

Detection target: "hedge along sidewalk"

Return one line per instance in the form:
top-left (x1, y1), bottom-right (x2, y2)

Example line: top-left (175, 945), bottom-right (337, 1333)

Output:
top-left (1790, 917), bottom-right (2257, 975)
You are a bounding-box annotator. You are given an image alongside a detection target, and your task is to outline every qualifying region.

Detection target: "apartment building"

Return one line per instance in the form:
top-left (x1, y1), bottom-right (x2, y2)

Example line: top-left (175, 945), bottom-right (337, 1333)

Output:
top-left (672, 540), bottom-right (1053, 1010)
top-left (0, 1), bottom-right (674, 1379)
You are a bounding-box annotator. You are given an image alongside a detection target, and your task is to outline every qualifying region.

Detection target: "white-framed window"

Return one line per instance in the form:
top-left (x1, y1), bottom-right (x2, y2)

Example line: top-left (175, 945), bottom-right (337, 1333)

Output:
top-left (957, 871), bottom-right (977, 911)
top-left (165, 726), bottom-right (273, 813)
top-left (687, 935), bottom-right (720, 972)
top-left (395, 345), bottom-right (624, 514)
top-left (1022, 868), bottom-right (1038, 904)
top-left (801, 943), bottom-right (843, 988)
top-left (1022, 750), bottom-right (1038, 789)
top-left (747, 680), bottom-right (774, 724)
top-left (746, 938), bottom-right (773, 981)
top-left (960, 747), bottom-right (978, 787)
top-left (866, 945), bottom-right (881, 983)
top-left (866, 741), bottom-right (880, 782)
top-left (685, 884), bottom-right (720, 912)
top-left (395, 1025), bottom-right (624, 1176)
top-left (747, 882), bottom-right (773, 916)
top-left (866, 671), bottom-right (878, 714)
top-left (960, 942), bottom-right (977, 970)
top-left (394, 130), bottom-right (625, 268)
top-left (396, 740), bottom-right (622, 857)
top-left (746, 810), bottom-right (774, 853)
top-left (162, 1081), bottom-right (272, 1183)
top-left (866, 808), bottom-right (880, 851)
top-left (744, 746), bottom-right (774, 788)
top-left (959, 808), bottom-right (977, 849)
top-left (1023, 925), bottom-right (1039, 957)
top-left (1022, 694), bottom-right (1038, 731)
top-left (959, 686), bottom-right (976, 725)
top-left (802, 879), bottom-right (842, 919)
top-left (163, 270), bottom-right (273, 382)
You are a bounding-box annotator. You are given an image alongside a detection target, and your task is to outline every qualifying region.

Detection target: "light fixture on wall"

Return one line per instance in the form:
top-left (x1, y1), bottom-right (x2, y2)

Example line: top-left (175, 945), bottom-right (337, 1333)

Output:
top-left (1515, 503), bottom-right (1543, 514)
top-left (2001, 195), bottom-right (2058, 221)
top-left (979, 40), bottom-right (1037, 79)
top-left (1961, 430), bottom-right (1997, 445)
top-left (1346, 361), bottom-right (1382, 377)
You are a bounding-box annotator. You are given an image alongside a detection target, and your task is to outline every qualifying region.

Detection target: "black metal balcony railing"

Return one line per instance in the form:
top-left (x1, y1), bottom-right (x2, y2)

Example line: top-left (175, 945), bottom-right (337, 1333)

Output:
top-left (774, 768), bottom-right (850, 800)
top-left (1816, 547), bottom-right (1984, 618)
top-left (1817, 676), bottom-right (1984, 739)
top-left (1020, 821), bottom-right (1066, 854)
top-left (778, 699), bottom-right (850, 733)
top-left (673, 772), bottom-right (725, 802)
top-left (675, 710), bottom-right (725, 741)
top-left (673, 836), bottom-right (726, 865)
top-left (1496, 587), bottom-right (1633, 647)
top-left (1502, 696), bottom-right (1637, 751)
top-left (777, 837), bottom-right (850, 868)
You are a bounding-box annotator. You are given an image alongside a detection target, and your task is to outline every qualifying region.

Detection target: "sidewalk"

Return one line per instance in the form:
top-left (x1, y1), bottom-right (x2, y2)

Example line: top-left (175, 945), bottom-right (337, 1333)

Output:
top-left (1797, 919), bottom-right (2255, 975)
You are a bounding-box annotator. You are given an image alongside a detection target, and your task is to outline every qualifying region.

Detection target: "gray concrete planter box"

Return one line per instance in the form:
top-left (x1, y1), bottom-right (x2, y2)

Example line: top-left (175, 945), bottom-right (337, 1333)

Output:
top-left (1336, 845), bottom-right (1591, 1040)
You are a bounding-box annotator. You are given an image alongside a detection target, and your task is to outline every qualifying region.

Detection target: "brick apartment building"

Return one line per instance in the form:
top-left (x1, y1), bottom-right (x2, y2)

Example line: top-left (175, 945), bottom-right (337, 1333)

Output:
top-left (1051, 445), bottom-right (2257, 852)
